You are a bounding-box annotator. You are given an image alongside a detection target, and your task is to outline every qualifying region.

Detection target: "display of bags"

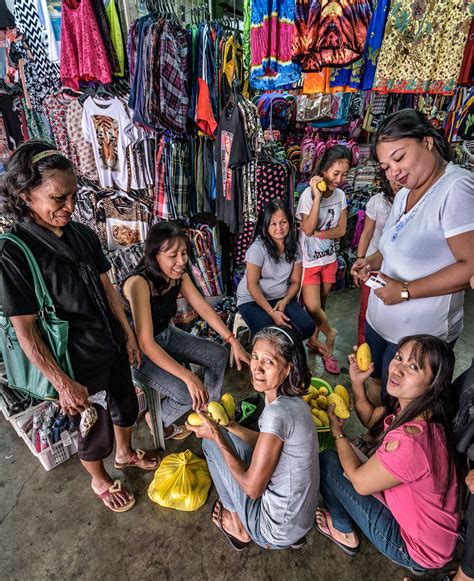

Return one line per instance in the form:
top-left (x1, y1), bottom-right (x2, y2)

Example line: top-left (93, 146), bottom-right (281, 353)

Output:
top-left (148, 449), bottom-right (211, 511)
top-left (0, 234), bottom-right (74, 400)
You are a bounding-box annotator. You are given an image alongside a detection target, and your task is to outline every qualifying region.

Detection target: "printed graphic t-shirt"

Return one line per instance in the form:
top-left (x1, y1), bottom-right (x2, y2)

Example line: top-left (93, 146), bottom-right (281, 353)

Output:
top-left (214, 104), bottom-right (252, 233)
top-left (296, 186), bottom-right (347, 268)
top-left (82, 96), bottom-right (134, 190)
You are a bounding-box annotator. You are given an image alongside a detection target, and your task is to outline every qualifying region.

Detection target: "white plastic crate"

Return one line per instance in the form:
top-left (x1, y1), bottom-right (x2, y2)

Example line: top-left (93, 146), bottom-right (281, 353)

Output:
top-left (1, 400), bottom-right (49, 437)
top-left (12, 405), bottom-right (78, 471)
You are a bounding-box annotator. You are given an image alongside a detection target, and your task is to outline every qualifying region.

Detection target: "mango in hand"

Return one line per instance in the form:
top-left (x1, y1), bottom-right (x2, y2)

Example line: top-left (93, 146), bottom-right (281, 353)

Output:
top-left (334, 385), bottom-right (350, 408)
top-left (356, 343), bottom-right (372, 372)
top-left (187, 412), bottom-right (203, 426)
top-left (220, 393), bottom-right (235, 420)
top-left (207, 402), bottom-right (230, 426)
top-left (327, 393), bottom-right (350, 419)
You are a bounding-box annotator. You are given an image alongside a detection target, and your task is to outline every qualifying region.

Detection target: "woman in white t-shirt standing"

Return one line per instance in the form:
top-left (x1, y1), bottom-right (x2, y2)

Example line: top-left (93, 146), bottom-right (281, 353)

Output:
top-left (297, 145), bottom-right (352, 375)
top-left (352, 109), bottom-right (474, 400)
top-left (355, 173), bottom-right (402, 349)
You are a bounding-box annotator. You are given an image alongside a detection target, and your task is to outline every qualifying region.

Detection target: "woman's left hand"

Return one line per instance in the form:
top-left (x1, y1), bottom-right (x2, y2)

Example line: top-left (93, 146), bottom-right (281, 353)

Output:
top-left (328, 404), bottom-right (345, 437)
top-left (185, 411), bottom-right (220, 442)
top-left (229, 338), bottom-right (250, 371)
top-left (274, 298), bottom-right (289, 313)
top-left (374, 273), bottom-right (403, 306)
top-left (125, 332), bottom-right (142, 368)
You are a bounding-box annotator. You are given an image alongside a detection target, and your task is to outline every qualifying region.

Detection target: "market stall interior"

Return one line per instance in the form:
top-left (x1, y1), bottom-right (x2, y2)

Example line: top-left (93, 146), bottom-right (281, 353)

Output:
top-left (0, 0), bottom-right (473, 579)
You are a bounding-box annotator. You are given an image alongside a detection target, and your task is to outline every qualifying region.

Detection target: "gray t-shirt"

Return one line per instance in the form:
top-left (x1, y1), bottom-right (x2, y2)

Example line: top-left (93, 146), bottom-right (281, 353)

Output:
top-left (236, 237), bottom-right (302, 306)
top-left (258, 396), bottom-right (320, 546)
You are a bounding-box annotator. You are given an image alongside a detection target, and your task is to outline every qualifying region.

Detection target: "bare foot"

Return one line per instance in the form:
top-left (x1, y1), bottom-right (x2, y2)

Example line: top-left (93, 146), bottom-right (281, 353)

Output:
top-left (315, 508), bottom-right (358, 548)
top-left (324, 329), bottom-right (338, 355)
top-left (212, 500), bottom-right (251, 543)
top-left (307, 338), bottom-right (331, 357)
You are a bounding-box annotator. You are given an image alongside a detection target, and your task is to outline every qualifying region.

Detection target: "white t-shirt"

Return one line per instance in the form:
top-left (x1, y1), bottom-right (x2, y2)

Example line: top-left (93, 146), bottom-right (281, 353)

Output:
top-left (365, 192), bottom-right (393, 256)
top-left (82, 97), bottom-right (134, 190)
top-left (296, 187), bottom-right (347, 268)
top-left (366, 163), bottom-right (474, 344)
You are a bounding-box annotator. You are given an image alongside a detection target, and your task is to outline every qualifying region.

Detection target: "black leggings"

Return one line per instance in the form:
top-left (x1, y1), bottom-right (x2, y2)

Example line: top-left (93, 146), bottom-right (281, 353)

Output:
top-left (70, 350), bottom-right (138, 461)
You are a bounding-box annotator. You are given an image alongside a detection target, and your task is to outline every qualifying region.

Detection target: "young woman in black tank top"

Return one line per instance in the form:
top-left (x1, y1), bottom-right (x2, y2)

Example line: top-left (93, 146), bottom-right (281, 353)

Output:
top-left (123, 223), bottom-right (249, 439)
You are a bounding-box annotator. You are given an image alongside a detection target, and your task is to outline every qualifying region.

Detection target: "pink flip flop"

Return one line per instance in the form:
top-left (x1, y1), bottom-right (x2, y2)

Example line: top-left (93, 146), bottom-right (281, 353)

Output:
top-left (322, 355), bottom-right (341, 375)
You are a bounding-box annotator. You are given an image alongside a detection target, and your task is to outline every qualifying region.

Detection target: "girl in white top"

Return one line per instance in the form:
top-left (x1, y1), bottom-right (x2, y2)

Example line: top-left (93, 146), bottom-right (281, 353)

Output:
top-left (297, 145), bottom-right (352, 375)
top-left (352, 109), bottom-right (474, 399)
top-left (354, 173), bottom-right (402, 403)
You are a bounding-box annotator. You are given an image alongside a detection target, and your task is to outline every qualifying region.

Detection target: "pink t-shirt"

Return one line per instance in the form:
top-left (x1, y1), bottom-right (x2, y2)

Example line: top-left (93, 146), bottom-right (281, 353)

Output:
top-left (376, 415), bottom-right (460, 569)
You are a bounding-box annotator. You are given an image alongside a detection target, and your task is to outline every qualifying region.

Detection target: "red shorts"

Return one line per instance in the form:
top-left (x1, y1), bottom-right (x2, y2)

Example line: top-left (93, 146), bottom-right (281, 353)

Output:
top-left (302, 261), bottom-right (338, 285)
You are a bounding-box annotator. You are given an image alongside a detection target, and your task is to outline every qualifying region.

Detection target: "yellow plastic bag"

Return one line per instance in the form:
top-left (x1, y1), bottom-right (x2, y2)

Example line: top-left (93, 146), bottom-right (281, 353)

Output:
top-left (148, 449), bottom-right (211, 511)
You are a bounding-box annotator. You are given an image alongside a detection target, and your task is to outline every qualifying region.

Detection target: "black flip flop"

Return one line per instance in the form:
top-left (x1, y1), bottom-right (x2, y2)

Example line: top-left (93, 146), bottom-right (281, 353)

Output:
top-left (212, 500), bottom-right (250, 552)
top-left (314, 509), bottom-right (359, 556)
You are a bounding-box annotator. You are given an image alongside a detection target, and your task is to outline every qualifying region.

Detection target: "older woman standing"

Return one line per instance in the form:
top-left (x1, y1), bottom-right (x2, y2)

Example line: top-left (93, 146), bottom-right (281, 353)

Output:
top-left (0, 141), bottom-right (157, 512)
top-left (351, 109), bottom-right (474, 397)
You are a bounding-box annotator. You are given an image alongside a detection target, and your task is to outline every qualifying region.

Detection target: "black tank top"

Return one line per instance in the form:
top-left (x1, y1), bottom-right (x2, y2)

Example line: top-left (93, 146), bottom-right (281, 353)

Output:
top-left (122, 267), bottom-right (181, 336)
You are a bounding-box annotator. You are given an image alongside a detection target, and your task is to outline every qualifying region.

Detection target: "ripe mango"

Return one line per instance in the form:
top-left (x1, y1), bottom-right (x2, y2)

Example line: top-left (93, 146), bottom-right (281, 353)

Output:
top-left (327, 393), bottom-right (350, 419)
top-left (208, 401), bottom-right (229, 426)
top-left (312, 414), bottom-right (323, 427)
top-left (317, 180), bottom-right (327, 193)
top-left (317, 395), bottom-right (328, 410)
top-left (187, 412), bottom-right (203, 426)
top-left (356, 343), bottom-right (372, 372)
top-left (334, 385), bottom-right (350, 408)
top-left (220, 393), bottom-right (235, 420)
top-left (303, 393), bottom-right (313, 403)
top-left (315, 409), bottom-right (330, 426)
top-left (310, 399), bottom-right (319, 409)
top-left (318, 386), bottom-right (329, 396)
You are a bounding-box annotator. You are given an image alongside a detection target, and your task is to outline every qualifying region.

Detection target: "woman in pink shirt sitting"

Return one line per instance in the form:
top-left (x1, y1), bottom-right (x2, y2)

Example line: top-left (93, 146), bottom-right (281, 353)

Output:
top-left (317, 335), bottom-right (461, 576)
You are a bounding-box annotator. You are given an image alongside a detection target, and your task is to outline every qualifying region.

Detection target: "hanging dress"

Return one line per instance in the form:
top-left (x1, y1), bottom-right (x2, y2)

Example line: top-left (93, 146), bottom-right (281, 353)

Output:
top-left (60, 0), bottom-right (113, 91)
top-left (292, 0), bottom-right (373, 72)
top-left (12, 0), bottom-right (61, 111)
top-left (373, 0), bottom-right (472, 94)
top-left (250, 0), bottom-right (301, 89)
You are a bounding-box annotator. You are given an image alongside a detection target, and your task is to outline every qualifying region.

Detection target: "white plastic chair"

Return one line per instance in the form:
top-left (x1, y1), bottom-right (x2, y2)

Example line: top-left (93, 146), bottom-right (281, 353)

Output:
top-left (132, 378), bottom-right (165, 451)
top-left (229, 312), bottom-right (251, 368)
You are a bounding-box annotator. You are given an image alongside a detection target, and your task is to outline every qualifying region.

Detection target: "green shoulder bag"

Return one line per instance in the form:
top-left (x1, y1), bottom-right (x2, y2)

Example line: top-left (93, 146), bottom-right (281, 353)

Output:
top-left (0, 233), bottom-right (74, 400)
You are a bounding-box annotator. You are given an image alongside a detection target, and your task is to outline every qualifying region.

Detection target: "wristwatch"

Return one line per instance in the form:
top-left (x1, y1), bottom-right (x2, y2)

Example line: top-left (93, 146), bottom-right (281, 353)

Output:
top-left (401, 281), bottom-right (410, 301)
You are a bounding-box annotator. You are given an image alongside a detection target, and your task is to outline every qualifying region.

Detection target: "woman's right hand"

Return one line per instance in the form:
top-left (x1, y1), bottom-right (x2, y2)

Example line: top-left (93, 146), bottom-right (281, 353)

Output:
top-left (309, 176), bottom-right (324, 200)
top-left (351, 258), bottom-right (371, 285)
top-left (184, 372), bottom-right (209, 410)
top-left (348, 347), bottom-right (374, 385)
top-left (58, 380), bottom-right (90, 415)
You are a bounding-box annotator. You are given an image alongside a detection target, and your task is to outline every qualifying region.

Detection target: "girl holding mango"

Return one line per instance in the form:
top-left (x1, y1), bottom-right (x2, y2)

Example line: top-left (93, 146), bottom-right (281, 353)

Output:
top-left (318, 335), bottom-right (462, 576)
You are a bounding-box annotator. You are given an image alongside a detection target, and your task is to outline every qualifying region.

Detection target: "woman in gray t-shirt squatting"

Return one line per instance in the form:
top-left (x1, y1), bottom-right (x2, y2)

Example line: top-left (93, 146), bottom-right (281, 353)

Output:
top-left (187, 325), bottom-right (320, 550)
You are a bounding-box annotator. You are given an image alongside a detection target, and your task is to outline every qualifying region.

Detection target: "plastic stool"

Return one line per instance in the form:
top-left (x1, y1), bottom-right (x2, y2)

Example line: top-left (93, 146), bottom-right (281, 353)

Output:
top-left (229, 312), bottom-right (251, 368)
top-left (132, 378), bottom-right (165, 451)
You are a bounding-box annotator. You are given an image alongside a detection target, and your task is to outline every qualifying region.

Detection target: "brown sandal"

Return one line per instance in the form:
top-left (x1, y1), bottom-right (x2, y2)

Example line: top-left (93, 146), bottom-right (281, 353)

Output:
top-left (96, 480), bottom-right (136, 513)
top-left (114, 448), bottom-right (160, 471)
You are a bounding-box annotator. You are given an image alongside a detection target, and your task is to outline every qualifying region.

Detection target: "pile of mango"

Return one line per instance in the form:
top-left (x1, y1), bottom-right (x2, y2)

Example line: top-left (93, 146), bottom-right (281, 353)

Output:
top-left (187, 393), bottom-right (235, 427)
top-left (304, 380), bottom-right (350, 429)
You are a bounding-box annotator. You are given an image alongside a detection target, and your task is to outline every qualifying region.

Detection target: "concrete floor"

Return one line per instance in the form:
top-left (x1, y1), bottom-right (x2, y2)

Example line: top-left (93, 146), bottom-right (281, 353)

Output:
top-left (1, 287), bottom-right (472, 581)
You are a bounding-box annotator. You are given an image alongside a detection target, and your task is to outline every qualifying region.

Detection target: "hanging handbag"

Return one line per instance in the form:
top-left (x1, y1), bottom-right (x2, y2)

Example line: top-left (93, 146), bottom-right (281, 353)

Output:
top-left (0, 233), bottom-right (74, 400)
